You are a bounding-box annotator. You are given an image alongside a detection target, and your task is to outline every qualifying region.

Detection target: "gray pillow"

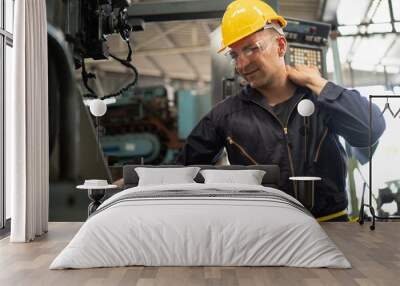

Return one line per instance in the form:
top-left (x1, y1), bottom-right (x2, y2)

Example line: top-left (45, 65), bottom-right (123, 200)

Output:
top-left (135, 167), bottom-right (201, 186)
top-left (200, 169), bottom-right (266, 185)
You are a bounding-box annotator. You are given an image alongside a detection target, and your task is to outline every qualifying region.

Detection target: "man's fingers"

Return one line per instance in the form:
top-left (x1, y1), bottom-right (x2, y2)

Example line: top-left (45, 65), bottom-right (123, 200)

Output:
top-left (286, 65), bottom-right (295, 77)
top-left (292, 64), bottom-right (317, 70)
top-left (294, 64), bottom-right (306, 70)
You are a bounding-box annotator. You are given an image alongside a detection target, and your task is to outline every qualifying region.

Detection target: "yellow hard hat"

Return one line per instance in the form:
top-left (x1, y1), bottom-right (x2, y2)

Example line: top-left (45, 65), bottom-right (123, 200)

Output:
top-left (218, 0), bottom-right (287, 53)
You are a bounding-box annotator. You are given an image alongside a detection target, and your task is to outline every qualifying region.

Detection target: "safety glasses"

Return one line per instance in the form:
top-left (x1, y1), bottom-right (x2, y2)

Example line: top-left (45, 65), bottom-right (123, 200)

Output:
top-left (225, 39), bottom-right (273, 64)
top-left (224, 23), bottom-right (285, 64)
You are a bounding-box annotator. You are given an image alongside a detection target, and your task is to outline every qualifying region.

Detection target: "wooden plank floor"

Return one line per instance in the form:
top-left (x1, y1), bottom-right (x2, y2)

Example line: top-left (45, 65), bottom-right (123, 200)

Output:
top-left (0, 222), bottom-right (399, 286)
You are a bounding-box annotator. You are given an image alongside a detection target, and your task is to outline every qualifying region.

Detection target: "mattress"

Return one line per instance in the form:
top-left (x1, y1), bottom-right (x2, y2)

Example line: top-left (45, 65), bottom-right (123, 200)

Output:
top-left (50, 183), bottom-right (351, 269)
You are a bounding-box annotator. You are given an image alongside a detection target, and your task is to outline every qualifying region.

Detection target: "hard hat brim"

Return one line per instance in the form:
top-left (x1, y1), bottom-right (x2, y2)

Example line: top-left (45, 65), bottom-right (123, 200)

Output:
top-left (217, 15), bottom-right (286, 53)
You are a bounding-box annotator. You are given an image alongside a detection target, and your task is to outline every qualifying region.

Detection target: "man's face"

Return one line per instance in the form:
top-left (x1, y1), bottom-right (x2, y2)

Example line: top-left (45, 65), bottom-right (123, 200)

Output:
top-left (228, 30), bottom-right (285, 88)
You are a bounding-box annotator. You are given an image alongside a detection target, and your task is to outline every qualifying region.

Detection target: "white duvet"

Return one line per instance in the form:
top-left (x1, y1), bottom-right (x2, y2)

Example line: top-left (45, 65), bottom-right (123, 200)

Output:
top-left (50, 183), bottom-right (351, 269)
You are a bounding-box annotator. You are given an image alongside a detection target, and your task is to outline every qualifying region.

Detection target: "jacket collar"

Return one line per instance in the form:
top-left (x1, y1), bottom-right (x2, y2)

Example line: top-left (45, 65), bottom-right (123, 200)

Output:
top-left (238, 84), bottom-right (309, 108)
top-left (238, 85), bottom-right (264, 104)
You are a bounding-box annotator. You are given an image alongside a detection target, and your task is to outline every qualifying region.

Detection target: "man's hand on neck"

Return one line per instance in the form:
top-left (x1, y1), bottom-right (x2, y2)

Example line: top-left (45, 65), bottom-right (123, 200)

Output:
top-left (257, 74), bottom-right (297, 107)
top-left (285, 64), bottom-right (328, 96)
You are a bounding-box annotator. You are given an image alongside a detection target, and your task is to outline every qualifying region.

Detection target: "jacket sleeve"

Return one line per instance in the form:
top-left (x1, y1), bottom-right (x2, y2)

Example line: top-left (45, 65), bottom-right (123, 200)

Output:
top-left (317, 82), bottom-right (386, 147)
top-left (175, 111), bottom-right (225, 165)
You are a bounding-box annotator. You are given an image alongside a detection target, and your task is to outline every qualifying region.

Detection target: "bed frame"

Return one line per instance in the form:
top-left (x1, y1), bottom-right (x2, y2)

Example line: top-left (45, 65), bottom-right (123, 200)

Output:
top-left (122, 165), bottom-right (280, 189)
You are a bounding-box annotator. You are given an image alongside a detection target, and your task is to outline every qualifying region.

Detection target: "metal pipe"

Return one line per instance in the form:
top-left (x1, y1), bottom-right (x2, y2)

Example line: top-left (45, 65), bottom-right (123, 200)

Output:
top-left (329, 31), bottom-right (344, 85)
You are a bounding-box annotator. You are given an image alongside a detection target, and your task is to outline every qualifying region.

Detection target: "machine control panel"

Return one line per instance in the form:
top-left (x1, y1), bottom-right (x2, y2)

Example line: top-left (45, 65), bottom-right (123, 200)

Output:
top-left (287, 46), bottom-right (323, 72)
top-left (284, 18), bottom-right (331, 77)
top-left (284, 18), bottom-right (331, 46)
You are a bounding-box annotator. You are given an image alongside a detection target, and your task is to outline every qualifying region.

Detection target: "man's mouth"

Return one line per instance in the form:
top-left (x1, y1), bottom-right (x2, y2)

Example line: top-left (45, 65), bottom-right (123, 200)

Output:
top-left (243, 69), bottom-right (259, 76)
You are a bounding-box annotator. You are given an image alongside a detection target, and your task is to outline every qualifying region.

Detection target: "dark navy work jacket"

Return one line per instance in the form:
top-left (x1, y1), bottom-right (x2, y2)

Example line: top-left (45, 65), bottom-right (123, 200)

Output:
top-left (176, 82), bottom-right (386, 218)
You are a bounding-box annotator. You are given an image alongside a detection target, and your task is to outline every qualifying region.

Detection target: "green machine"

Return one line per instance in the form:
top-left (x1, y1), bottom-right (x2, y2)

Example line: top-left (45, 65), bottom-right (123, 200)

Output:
top-left (99, 86), bottom-right (181, 165)
top-left (177, 90), bottom-right (213, 140)
top-left (100, 87), bottom-right (212, 165)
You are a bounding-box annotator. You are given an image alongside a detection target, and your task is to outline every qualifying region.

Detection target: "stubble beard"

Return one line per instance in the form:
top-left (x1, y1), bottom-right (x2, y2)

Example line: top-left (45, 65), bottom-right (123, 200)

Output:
top-left (248, 72), bottom-right (271, 89)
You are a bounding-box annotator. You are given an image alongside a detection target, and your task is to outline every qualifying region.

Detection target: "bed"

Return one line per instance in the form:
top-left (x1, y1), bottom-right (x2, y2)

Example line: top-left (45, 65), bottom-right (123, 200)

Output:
top-left (50, 165), bottom-right (351, 269)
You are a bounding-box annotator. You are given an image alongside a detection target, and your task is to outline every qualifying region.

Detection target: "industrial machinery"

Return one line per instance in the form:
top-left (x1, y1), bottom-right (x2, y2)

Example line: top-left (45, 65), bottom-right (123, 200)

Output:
top-left (47, 0), bottom-right (143, 221)
top-left (47, 0), bottom-right (143, 174)
top-left (46, 0), bottom-right (232, 221)
top-left (97, 86), bottom-right (212, 165)
top-left (177, 90), bottom-right (213, 140)
top-left (284, 18), bottom-right (331, 77)
top-left (99, 85), bottom-right (183, 165)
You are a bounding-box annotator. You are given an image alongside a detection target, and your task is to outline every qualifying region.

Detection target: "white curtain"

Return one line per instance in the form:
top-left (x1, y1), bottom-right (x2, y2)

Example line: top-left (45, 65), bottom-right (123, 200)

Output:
top-left (7, 0), bottom-right (49, 242)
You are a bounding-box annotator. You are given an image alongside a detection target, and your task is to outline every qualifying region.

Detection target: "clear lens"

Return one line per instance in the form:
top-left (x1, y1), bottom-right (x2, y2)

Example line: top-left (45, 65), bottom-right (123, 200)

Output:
top-left (227, 40), bottom-right (270, 65)
top-left (243, 45), bottom-right (260, 57)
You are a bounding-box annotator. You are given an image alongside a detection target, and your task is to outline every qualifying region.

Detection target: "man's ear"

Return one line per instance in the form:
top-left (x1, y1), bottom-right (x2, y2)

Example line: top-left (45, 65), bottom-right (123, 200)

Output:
top-left (277, 36), bottom-right (287, 57)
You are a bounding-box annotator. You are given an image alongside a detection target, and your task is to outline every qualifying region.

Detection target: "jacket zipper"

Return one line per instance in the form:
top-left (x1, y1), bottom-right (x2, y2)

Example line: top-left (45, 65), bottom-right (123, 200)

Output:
top-left (226, 136), bottom-right (258, 165)
top-left (251, 94), bottom-right (306, 195)
top-left (254, 95), bottom-right (305, 173)
top-left (314, 128), bottom-right (328, 162)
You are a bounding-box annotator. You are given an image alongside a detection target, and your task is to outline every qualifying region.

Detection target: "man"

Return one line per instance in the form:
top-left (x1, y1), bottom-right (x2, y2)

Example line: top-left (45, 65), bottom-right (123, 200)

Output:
top-left (175, 0), bottom-right (386, 221)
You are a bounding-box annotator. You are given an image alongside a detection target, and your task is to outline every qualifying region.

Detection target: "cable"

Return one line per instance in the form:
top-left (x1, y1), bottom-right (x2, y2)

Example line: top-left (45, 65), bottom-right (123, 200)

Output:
top-left (81, 57), bottom-right (97, 98)
top-left (81, 30), bottom-right (138, 100)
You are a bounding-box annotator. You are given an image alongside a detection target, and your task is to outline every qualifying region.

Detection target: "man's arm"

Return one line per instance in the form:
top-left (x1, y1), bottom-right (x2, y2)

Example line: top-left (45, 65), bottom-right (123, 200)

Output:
top-left (175, 111), bottom-right (225, 165)
top-left (286, 65), bottom-right (386, 147)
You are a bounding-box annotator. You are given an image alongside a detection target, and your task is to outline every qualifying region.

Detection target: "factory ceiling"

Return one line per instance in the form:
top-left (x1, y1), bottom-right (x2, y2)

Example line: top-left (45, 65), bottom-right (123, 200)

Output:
top-left (85, 0), bottom-right (400, 87)
top-left (86, 0), bottom-right (322, 84)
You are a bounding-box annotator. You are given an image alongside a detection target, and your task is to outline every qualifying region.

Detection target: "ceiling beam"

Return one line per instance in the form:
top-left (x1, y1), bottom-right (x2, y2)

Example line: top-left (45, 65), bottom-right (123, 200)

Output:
top-left (135, 23), bottom-right (189, 50)
top-left (92, 63), bottom-right (210, 82)
top-left (321, 0), bottom-right (339, 24)
top-left (316, 0), bottom-right (326, 21)
top-left (136, 45), bottom-right (210, 57)
top-left (200, 21), bottom-right (212, 36)
top-left (127, 0), bottom-right (233, 22)
top-left (378, 36), bottom-right (398, 66)
top-left (127, 0), bottom-right (278, 22)
top-left (145, 55), bottom-right (168, 78)
top-left (84, 45), bottom-right (210, 66)
top-left (152, 24), bottom-right (202, 82)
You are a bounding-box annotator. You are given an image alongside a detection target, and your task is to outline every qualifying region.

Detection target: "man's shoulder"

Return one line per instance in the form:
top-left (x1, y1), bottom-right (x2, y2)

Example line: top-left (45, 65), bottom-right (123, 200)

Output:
top-left (209, 94), bottom-right (248, 119)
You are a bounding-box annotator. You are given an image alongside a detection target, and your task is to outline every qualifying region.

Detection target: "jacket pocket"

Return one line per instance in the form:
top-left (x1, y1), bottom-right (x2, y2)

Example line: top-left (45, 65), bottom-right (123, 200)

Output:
top-left (314, 128), bottom-right (329, 163)
top-left (226, 136), bottom-right (258, 165)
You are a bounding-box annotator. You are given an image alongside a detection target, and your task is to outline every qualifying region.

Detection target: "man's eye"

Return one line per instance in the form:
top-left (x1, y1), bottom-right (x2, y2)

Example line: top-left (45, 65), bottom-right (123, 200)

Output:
top-left (229, 52), bottom-right (239, 60)
top-left (244, 46), bottom-right (259, 56)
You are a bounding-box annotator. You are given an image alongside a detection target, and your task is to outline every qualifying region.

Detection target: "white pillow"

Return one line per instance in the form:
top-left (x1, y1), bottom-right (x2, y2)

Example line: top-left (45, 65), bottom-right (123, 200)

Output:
top-left (135, 167), bottom-right (201, 186)
top-left (200, 169), bottom-right (266, 185)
